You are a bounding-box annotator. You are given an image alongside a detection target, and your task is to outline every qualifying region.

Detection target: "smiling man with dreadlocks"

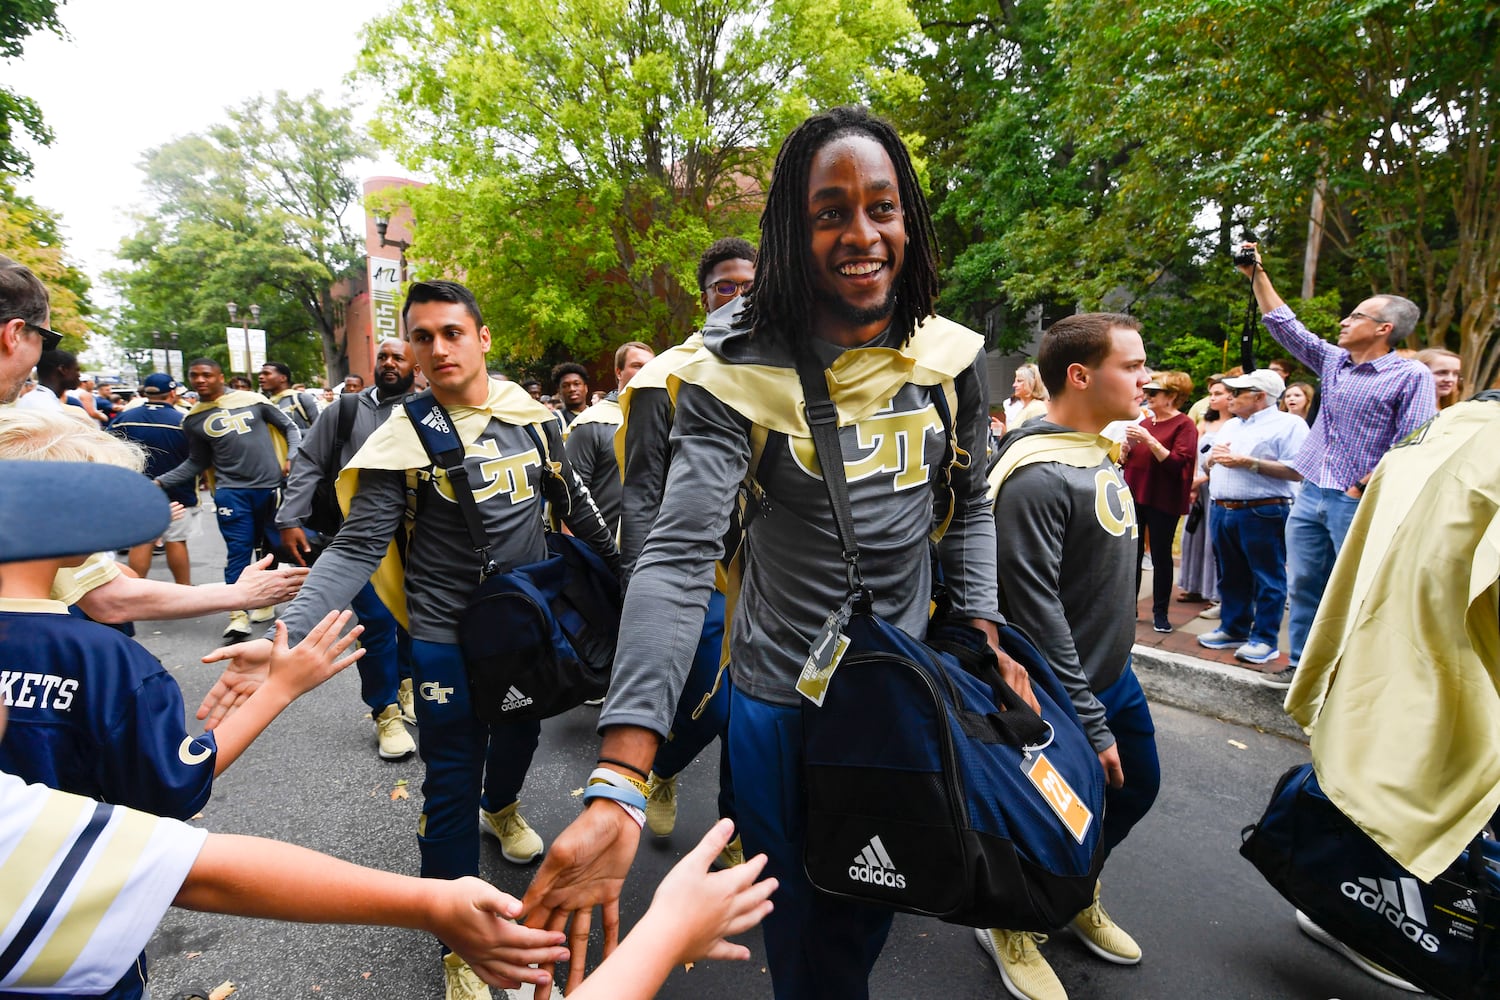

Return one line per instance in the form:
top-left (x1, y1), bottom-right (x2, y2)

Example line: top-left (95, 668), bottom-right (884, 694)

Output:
top-left (522, 105), bottom-right (1037, 1000)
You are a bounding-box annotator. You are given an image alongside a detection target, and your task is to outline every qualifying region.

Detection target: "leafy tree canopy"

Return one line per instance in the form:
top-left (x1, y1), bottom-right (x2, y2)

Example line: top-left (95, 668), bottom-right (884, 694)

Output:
top-left (0, 180), bottom-right (91, 351)
top-left (0, 0), bottom-right (64, 176)
top-left (356, 0), bottom-right (925, 364)
top-left (109, 91), bottom-right (372, 384)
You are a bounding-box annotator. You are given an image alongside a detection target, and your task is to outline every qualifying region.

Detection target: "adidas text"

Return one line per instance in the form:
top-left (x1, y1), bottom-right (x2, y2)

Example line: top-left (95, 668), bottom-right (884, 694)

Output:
top-left (420, 408), bottom-right (451, 434)
top-left (501, 685), bottom-right (533, 712)
top-left (848, 835), bottom-right (907, 890)
top-left (1341, 878), bottom-right (1439, 953)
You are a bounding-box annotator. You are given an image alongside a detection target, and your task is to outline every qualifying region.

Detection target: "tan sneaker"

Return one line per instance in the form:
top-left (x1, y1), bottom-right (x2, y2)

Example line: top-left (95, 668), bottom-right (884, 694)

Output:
top-left (1070, 882), bottom-right (1141, 965)
top-left (441, 952), bottom-right (492, 1000)
top-left (645, 771), bottom-right (678, 836)
top-left (221, 610), bottom-right (252, 642)
top-left (716, 834), bottom-right (745, 869)
top-left (374, 704), bottom-right (415, 760)
top-left (248, 605), bottom-right (276, 623)
top-left (397, 677), bottom-right (417, 725)
top-left (479, 800), bottom-right (543, 864)
top-left (975, 928), bottom-right (1067, 1000)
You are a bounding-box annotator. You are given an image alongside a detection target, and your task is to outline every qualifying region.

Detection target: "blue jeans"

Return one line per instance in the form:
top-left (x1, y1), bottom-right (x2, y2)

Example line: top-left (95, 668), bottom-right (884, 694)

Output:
top-left (1210, 501), bottom-right (1290, 648)
top-left (1096, 666), bottom-right (1159, 857)
top-left (651, 590), bottom-right (735, 821)
top-left (349, 581), bottom-right (411, 712)
top-left (211, 486), bottom-right (280, 587)
top-left (729, 689), bottom-right (893, 1000)
top-left (1286, 482), bottom-right (1361, 664)
top-left (408, 640), bottom-right (540, 881)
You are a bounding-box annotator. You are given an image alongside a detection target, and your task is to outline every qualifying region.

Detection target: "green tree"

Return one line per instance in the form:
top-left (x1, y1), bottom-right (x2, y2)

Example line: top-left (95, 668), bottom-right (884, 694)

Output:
top-left (0, 181), bottom-right (92, 350)
top-left (1034, 0), bottom-right (1500, 392)
top-left (109, 91), bottom-right (372, 382)
top-left (356, 0), bottom-right (925, 363)
top-left (0, 0), bottom-right (64, 176)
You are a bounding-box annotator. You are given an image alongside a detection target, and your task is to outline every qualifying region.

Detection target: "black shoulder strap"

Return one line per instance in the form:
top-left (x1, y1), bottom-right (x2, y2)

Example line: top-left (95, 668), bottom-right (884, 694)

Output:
top-left (403, 394), bottom-right (499, 577)
top-left (794, 354), bottom-right (872, 614)
top-left (333, 393), bottom-right (359, 459)
top-left (520, 421), bottom-right (572, 516)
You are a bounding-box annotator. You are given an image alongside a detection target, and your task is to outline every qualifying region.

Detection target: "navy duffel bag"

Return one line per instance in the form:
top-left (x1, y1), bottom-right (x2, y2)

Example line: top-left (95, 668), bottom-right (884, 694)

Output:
top-left (1241, 762), bottom-right (1500, 1000)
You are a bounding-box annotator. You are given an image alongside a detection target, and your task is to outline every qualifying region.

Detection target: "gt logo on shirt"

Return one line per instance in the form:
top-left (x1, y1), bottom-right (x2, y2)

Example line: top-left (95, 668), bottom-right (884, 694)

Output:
top-left (789, 403), bottom-right (945, 491)
top-left (429, 438), bottom-right (541, 506)
top-left (203, 409), bottom-right (255, 437)
top-left (1094, 466), bottom-right (1138, 539)
top-left (0, 671), bottom-right (78, 711)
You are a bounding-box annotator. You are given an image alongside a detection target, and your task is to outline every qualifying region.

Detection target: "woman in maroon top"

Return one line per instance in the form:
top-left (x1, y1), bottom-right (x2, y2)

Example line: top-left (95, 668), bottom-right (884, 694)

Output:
top-left (1123, 371), bottom-right (1198, 633)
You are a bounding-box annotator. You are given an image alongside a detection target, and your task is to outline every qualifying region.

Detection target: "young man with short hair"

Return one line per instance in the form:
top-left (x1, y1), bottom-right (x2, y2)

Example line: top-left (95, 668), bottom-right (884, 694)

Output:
top-left (980, 313), bottom-right (1162, 1000)
top-left (550, 361), bottom-right (590, 428)
top-left (276, 337), bottom-right (420, 761)
top-left (14, 348), bottom-right (79, 412)
top-left (524, 106), bottom-right (1035, 1000)
top-left (206, 281), bottom-right (618, 1000)
top-left (259, 360), bottom-right (322, 431)
top-left (565, 340), bottom-right (655, 535)
top-left (155, 358), bottom-right (302, 641)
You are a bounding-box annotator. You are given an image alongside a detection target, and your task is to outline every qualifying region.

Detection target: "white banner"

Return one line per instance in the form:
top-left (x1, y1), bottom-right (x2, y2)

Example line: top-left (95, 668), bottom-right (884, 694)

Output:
top-left (369, 256), bottom-right (402, 344)
top-left (226, 327), bottom-right (248, 373)
top-left (167, 350), bottom-right (184, 378)
top-left (247, 328), bottom-right (266, 371)
top-left (150, 349), bottom-right (168, 374)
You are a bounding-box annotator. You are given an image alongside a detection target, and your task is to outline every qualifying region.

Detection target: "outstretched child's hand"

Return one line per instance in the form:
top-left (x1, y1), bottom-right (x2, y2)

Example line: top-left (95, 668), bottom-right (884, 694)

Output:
top-left (265, 611), bottom-right (364, 701)
top-left (641, 818), bottom-right (777, 964)
top-left (429, 877), bottom-right (570, 990)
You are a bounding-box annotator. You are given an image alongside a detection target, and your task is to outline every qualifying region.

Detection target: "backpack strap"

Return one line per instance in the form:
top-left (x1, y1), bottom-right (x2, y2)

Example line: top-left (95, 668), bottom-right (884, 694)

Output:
top-left (795, 353), bottom-right (873, 615)
top-left (324, 393), bottom-right (359, 482)
top-left (520, 422), bottom-right (572, 521)
top-left (403, 395), bottom-right (499, 577)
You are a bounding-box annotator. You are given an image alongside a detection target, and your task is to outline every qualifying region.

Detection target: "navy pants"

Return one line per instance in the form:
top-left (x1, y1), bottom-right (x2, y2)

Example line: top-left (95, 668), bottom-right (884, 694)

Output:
top-left (651, 590), bottom-right (735, 821)
top-left (349, 580), bottom-right (411, 712)
top-left (1210, 501), bottom-right (1291, 647)
top-left (729, 688), bottom-right (892, 1000)
top-left (1095, 665), bottom-right (1160, 856)
top-left (211, 486), bottom-right (280, 588)
top-left (409, 639), bottom-right (539, 881)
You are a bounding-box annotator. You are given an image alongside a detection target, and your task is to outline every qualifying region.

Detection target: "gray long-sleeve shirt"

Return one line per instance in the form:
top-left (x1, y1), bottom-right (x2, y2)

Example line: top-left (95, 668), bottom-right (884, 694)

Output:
top-left (156, 395), bottom-right (301, 491)
top-left (991, 421), bottom-right (1138, 752)
top-left (599, 315), bottom-right (1000, 739)
top-left (618, 385), bottom-right (674, 585)
top-left (277, 406), bottom-right (617, 645)
top-left (565, 392), bottom-right (623, 536)
top-left (275, 387), bottom-right (411, 529)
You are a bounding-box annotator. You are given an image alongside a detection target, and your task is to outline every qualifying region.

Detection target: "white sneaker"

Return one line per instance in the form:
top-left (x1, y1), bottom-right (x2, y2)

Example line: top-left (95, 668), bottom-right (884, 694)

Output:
top-left (248, 605), bottom-right (276, 623)
top-left (975, 928), bottom-right (1067, 1000)
top-left (1295, 910), bottom-right (1422, 992)
top-left (221, 610), bottom-right (252, 642)
top-left (397, 677), bottom-right (417, 725)
top-left (479, 801), bottom-right (543, 864)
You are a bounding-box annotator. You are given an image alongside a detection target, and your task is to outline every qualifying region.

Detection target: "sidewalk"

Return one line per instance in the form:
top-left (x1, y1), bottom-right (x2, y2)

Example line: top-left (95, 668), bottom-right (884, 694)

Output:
top-left (1129, 563), bottom-right (1306, 740)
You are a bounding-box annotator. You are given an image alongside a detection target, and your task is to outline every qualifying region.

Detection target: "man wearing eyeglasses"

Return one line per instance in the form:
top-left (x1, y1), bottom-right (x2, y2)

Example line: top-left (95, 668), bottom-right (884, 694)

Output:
top-left (1199, 368), bottom-right (1309, 680)
top-left (0, 256), bottom-right (61, 405)
top-left (1236, 245), bottom-right (1436, 678)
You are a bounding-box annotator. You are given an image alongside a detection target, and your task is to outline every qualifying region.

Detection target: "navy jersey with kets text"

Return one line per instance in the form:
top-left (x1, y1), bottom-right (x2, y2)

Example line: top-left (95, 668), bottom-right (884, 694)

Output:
top-left (0, 603), bottom-right (217, 820)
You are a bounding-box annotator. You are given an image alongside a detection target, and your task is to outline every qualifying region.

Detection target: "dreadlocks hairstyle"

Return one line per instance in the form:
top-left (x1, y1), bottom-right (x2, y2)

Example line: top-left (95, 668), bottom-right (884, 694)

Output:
top-left (744, 105), bottom-right (940, 352)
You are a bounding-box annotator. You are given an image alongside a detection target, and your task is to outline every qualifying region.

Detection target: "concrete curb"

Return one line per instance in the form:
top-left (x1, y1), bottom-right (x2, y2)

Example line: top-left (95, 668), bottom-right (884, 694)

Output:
top-left (1131, 643), bottom-right (1308, 742)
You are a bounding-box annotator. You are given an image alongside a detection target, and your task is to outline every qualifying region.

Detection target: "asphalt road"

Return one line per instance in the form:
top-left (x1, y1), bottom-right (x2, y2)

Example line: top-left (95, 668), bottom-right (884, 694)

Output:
top-left (130, 530), bottom-right (1408, 1000)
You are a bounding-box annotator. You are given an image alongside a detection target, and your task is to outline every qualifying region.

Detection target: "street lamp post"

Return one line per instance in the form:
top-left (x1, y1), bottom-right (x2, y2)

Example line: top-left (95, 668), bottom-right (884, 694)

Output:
top-left (374, 215), bottom-right (410, 284)
top-left (226, 302), bottom-right (261, 377)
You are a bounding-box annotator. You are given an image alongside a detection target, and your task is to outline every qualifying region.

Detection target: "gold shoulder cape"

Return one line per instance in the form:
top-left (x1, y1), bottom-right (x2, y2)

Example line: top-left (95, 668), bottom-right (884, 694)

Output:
top-left (568, 397), bottom-right (623, 429)
top-left (1285, 400), bottom-right (1500, 880)
top-left (986, 431), bottom-right (1119, 501)
top-left (188, 390), bottom-right (287, 491)
top-left (613, 333), bottom-right (705, 471)
top-left (334, 380), bottom-right (555, 628)
top-left (667, 316), bottom-right (981, 436)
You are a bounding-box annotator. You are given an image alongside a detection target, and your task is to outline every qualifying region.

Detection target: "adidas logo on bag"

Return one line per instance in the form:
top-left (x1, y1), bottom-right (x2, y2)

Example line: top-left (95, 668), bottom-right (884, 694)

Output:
top-left (848, 835), bottom-right (907, 890)
top-left (1453, 896), bottom-right (1479, 915)
top-left (420, 407), bottom-right (451, 434)
top-left (500, 685), bottom-right (533, 712)
top-left (1340, 875), bottom-right (1440, 953)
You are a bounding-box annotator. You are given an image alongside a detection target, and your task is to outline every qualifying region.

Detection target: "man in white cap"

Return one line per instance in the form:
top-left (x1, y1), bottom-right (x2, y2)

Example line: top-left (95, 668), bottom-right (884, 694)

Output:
top-left (1197, 368), bottom-right (1309, 680)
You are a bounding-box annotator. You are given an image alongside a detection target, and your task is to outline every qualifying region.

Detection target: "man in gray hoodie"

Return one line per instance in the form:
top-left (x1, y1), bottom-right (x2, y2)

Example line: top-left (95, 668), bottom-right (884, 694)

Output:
top-left (979, 313), bottom-right (1161, 1000)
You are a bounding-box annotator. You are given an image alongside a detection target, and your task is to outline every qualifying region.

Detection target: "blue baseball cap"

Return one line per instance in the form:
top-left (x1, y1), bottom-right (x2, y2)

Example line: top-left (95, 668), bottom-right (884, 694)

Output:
top-left (142, 373), bottom-right (181, 395)
top-left (0, 461), bottom-right (170, 562)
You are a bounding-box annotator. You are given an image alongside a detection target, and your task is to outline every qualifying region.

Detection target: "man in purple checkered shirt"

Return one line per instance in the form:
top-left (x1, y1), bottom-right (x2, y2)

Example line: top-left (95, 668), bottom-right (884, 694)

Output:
top-left (1238, 245), bottom-right (1437, 673)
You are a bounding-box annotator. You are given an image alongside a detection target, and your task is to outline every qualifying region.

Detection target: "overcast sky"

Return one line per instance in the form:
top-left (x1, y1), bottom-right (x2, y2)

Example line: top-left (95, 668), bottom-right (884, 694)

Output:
top-left (14, 0), bottom-right (408, 295)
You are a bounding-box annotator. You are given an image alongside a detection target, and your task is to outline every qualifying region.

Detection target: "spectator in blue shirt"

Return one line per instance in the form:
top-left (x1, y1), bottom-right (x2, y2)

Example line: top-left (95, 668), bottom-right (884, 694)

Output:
top-left (112, 373), bottom-right (197, 585)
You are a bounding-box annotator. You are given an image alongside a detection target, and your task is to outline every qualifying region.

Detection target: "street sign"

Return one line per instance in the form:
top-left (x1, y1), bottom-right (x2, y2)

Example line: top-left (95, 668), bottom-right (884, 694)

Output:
top-left (369, 255), bottom-right (402, 344)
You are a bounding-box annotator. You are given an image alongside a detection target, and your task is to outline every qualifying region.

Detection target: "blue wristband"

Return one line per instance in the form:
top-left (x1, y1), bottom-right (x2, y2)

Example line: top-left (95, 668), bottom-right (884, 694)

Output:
top-left (582, 782), bottom-right (647, 811)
